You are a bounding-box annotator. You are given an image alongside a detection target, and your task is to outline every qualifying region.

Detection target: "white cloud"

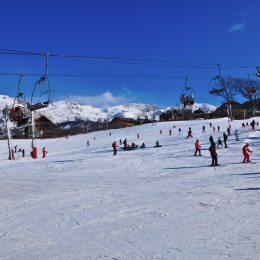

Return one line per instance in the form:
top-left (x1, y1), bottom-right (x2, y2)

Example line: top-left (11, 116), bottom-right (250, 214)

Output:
top-left (67, 91), bottom-right (130, 107)
top-left (228, 22), bottom-right (247, 32)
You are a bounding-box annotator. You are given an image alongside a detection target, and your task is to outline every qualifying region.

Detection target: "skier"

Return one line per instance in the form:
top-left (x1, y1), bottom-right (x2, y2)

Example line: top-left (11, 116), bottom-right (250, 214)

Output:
top-left (209, 135), bottom-right (214, 146)
top-left (22, 148), bottom-right (25, 158)
top-left (123, 138), bottom-right (127, 150)
top-left (210, 122), bottom-right (212, 128)
top-left (42, 147), bottom-right (47, 158)
top-left (112, 141), bottom-right (117, 155)
top-left (169, 129), bottom-right (172, 136)
top-left (250, 120), bottom-right (256, 131)
top-left (178, 128), bottom-right (181, 135)
top-left (246, 122), bottom-right (249, 127)
top-left (234, 130), bottom-right (239, 141)
top-left (137, 133), bottom-right (140, 139)
top-left (87, 140), bottom-right (90, 147)
top-left (213, 126), bottom-right (215, 132)
top-left (11, 148), bottom-right (15, 160)
top-left (223, 132), bottom-right (228, 148)
top-left (160, 130), bottom-right (162, 135)
top-left (194, 139), bottom-right (202, 156)
top-left (187, 129), bottom-right (193, 139)
top-left (217, 137), bottom-right (223, 148)
top-left (242, 123), bottom-right (245, 128)
top-left (242, 143), bottom-right (252, 163)
top-left (209, 142), bottom-right (219, 166)
top-left (227, 126), bottom-right (231, 136)
top-left (14, 145), bottom-right (18, 153)
top-left (202, 125), bottom-right (206, 133)
top-left (217, 125), bottom-right (220, 132)
top-left (119, 139), bottom-right (122, 145)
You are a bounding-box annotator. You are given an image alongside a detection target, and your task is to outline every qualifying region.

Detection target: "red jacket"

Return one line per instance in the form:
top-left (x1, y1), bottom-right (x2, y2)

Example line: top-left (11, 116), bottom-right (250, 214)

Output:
top-left (112, 142), bottom-right (117, 149)
top-left (242, 145), bottom-right (252, 154)
top-left (195, 141), bottom-right (201, 149)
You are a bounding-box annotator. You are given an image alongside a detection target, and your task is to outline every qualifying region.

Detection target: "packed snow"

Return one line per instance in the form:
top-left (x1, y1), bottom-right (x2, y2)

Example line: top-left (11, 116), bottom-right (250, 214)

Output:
top-left (0, 117), bottom-right (260, 259)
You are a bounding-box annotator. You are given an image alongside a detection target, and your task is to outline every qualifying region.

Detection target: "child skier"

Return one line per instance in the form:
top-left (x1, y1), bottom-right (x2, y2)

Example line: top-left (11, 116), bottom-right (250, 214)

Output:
top-left (242, 143), bottom-right (252, 163)
top-left (217, 137), bottom-right (223, 148)
top-left (194, 139), bottom-right (202, 156)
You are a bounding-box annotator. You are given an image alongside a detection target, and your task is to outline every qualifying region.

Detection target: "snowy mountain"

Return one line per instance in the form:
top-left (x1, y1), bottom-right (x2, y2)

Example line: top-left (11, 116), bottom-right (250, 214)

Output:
top-left (0, 95), bottom-right (217, 124)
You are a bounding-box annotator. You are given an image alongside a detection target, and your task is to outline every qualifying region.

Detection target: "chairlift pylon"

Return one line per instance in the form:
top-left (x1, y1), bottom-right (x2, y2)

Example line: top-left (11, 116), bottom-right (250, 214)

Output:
top-left (209, 64), bottom-right (225, 95)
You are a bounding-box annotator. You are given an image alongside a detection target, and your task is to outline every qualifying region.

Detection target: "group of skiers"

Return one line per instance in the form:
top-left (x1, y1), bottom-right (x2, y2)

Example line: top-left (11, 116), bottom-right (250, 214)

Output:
top-left (109, 120), bottom-right (256, 166)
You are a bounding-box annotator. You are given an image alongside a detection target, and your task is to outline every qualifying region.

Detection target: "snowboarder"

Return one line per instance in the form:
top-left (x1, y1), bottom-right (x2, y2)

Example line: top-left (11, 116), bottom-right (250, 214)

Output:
top-left (242, 143), bottom-right (252, 163)
top-left (234, 130), bottom-right (239, 141)
top-left (112, 141), bottom-right (117, 155)
top-left (209, 142), bottom-right (218, 166)
top-left (223, 133), bottom-right (228, 148)
top-left (155, 140), bottom-right (162, 147)
top-left (42, 147), bottom-right (47, 158)
top-left (194, 139), bottom-right (202, 156)
top-left (140, 143), bottom-right (145, 148)
top-left (202, 125), bottom-right (206, 133)
top-left (217, 137), bottom-right (223, 148)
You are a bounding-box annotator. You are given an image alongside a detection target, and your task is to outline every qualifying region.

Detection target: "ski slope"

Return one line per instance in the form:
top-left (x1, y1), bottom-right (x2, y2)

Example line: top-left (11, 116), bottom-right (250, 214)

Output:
top-left (0, 117), bottom-right (260, 259)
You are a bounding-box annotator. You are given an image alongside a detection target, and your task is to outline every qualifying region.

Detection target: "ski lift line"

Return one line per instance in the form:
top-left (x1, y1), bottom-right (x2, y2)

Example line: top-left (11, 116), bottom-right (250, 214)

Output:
top-left (0, 72), bottom-right (214, 79)
top-left (0, 48), bottom-right (258, 69)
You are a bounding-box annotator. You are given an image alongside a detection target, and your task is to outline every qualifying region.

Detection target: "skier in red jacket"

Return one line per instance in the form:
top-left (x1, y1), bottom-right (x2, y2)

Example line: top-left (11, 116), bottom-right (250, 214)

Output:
top-left (194, 139), bottom-right (202, 156)
top-left (242, 143), bottom-right (252, 163)
top-left (112, 141), bottom-right (117, 155)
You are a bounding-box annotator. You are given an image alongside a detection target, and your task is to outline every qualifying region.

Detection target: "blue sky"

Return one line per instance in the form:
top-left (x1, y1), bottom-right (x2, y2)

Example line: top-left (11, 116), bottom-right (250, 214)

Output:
top-left (0, 0), bottom-right (259, 107)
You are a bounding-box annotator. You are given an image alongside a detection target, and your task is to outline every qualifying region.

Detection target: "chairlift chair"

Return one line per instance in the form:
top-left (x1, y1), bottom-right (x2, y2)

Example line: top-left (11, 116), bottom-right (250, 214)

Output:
top-left (209, 64), bottom-right (225, 95)
top-left (29, 53), bottom-right (51, 111)
top-left (180, 77), bottom-right (195, 107)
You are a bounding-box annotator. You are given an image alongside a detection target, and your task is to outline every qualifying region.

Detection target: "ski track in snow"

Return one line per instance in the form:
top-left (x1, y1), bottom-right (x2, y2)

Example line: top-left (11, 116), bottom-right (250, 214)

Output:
top-left (0, 117), bottom-right (260, 259)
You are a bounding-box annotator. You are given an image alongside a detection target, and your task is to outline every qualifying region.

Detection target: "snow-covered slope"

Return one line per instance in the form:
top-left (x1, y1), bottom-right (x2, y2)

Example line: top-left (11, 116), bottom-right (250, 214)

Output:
top-left (0, 117), bottom-right (260, 259)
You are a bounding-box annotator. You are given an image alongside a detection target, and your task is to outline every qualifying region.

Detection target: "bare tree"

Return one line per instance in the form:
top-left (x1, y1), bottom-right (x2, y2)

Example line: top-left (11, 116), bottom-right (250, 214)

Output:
top-left (211, 76), bottom-right (240, 118)
top-left (237, 77), bottom-right (260, 116)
